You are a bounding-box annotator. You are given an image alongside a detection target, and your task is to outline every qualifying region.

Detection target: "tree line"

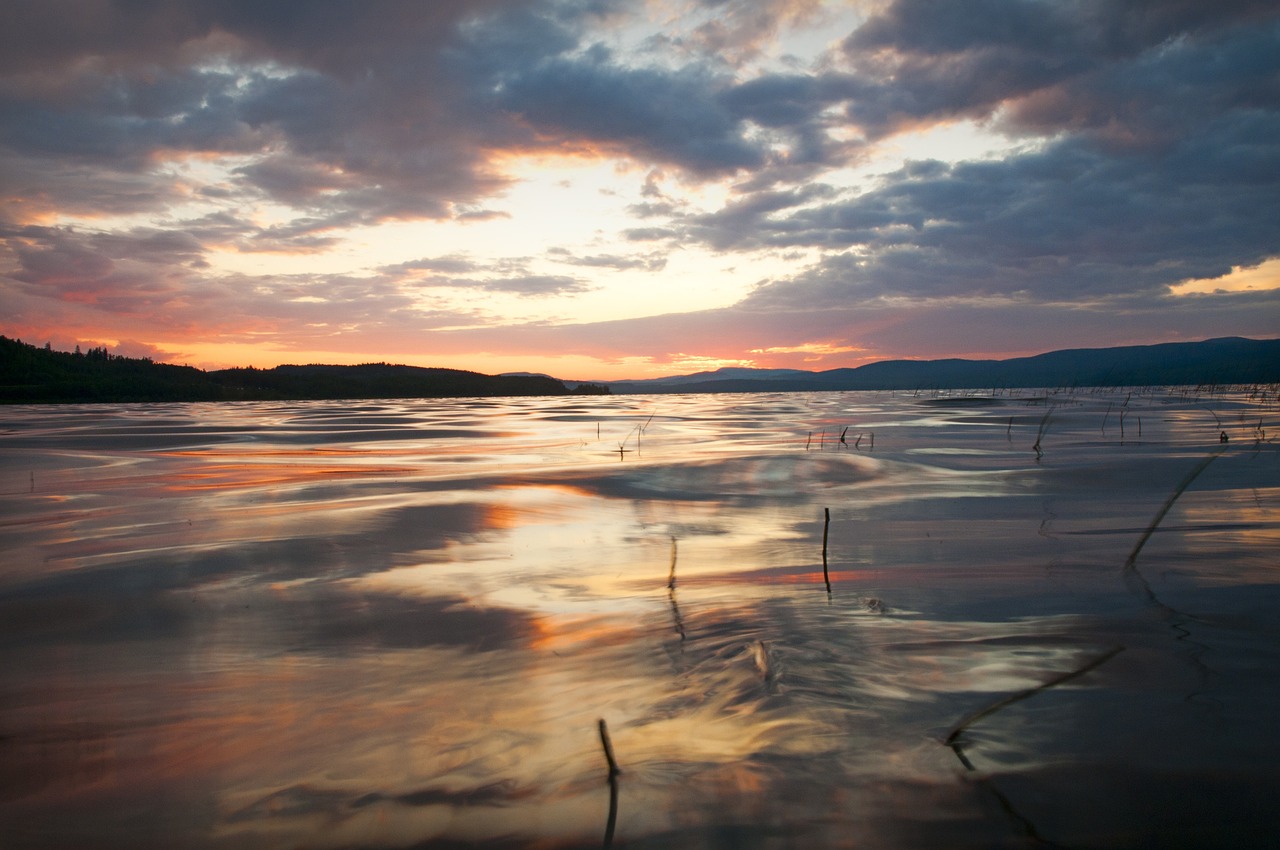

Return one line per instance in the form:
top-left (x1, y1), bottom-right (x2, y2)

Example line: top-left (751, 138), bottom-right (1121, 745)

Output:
top-left (0, 336), bottom-right (605, 403)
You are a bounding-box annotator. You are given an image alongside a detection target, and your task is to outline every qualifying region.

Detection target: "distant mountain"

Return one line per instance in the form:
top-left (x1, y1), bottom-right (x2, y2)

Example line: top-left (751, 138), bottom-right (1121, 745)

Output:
top-left (5, 334), bottom-right (1276, 403)
top-left (608, 367), bottom-right (814, 389)
top-left (591, 337), bottom-right (1280, 394)
top-left (0, 337), bottom-right (583, 403)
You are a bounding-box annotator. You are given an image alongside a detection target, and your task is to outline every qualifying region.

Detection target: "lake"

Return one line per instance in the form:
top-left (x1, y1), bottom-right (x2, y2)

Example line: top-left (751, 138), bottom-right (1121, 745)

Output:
top-left (1, 388), bottom-right (1278, 849)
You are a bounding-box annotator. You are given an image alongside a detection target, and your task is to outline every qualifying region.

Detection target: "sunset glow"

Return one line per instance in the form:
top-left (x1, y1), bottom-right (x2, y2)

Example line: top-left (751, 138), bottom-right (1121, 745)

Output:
top-left (2, 1), bottom-right (1277, 379)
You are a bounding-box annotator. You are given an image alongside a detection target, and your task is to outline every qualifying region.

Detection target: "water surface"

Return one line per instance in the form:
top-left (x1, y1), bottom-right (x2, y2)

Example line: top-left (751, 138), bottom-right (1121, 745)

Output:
top-left (2, 389), bottom-right (1278, 848)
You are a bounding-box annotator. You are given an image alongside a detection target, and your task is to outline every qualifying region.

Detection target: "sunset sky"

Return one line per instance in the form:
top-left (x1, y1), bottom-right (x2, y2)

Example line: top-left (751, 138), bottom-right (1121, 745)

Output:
top-left (2, 0), bottom-right (1278, 379)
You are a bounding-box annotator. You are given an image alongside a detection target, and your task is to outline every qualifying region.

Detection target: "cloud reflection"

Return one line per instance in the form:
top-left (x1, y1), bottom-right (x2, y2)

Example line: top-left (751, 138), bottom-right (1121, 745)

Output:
top-left (2, 392), bottom-right (1279, 847)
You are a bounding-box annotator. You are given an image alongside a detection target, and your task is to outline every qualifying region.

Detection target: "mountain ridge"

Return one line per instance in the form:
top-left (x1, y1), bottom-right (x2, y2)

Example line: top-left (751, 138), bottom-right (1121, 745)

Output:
top-left (2, 335), bottom-right (1276, 403)
top-left (591, 337), bottom-right (1280, 394)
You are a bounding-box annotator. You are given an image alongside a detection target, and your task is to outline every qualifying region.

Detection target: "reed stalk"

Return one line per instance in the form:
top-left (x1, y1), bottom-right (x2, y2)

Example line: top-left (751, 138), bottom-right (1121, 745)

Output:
top-left (1032, 409), bottom-right (1052, 459)
top-left (1124, 448), bottom-right (1224, 570)
top-left (821, 507), bottom-right (832, 594)
top-left (945, 645), bottom-right (1124, 769)
top-left (599, 720), bottom-right (620, 849)
top-left (598, 718), bottom-right (621, 778)
top-left (667, 537), bottom-right (677, 590)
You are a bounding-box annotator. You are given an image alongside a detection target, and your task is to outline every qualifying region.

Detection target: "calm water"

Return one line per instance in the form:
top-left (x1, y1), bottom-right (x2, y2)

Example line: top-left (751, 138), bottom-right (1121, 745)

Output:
top-left (1, 389), bottom-right (1278, 849)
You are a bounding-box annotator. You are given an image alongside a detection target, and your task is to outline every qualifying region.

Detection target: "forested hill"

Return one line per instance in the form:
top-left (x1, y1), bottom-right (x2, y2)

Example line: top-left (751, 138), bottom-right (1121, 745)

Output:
top-left (3, 334), bottom-right (1276, 404)
top-left (0, 337), bottom-right (592, 403)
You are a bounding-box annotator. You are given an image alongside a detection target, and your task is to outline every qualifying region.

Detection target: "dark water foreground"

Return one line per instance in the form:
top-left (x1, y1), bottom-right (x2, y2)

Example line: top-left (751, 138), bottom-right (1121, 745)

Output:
top-left (1, 388), bottom-right (1278, 849)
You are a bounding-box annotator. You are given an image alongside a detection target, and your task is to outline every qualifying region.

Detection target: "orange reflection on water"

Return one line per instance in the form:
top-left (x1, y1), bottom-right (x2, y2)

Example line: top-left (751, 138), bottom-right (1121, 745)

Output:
top-left (4, 391), bottom-right (1279, 848)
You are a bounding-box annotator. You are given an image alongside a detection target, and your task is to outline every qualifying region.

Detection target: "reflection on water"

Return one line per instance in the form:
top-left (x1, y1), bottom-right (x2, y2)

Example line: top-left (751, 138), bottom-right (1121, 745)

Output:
top-left (2, 389), bottom-right (1279, 848)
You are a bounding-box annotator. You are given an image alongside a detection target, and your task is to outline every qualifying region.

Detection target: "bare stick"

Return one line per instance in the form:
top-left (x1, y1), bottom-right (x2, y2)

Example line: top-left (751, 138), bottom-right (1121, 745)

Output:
top-left (1032, 409), bottom-right (1052, 459)
top-left (1125, 448), bottom-right (1224, 570)
top-left (821, 508), bottom-right (832, 594)
top-left (667, 537), bottom-right (677, 590)
top-left (945, 645), bottom-right (1125, 766)
top-left (598, 718), bottom-right (621, 779)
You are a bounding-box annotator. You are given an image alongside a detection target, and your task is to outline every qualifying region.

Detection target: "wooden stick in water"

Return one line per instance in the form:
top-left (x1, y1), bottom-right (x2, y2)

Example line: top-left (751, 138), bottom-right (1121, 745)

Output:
top-left (1125, 448), bottom-right (1224, 569)
top-left (598, 718), bottom-right (621, 778)
top-left (822, 508), bottom-right (832, 594)
top-left (667, 537), bottom-right (677, 590)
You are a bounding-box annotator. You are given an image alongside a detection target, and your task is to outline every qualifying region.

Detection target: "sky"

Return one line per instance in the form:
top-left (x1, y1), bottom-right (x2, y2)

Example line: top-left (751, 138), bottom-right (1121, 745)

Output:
top-left (1, 0), bottom-right (1278, 379)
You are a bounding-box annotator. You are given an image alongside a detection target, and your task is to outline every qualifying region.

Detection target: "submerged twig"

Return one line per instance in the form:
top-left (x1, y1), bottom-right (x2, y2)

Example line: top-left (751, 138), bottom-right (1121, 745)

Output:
top-left (599, 719), bottom-right (620, 849)
top-left (667, 537), bottom-right (684, 641)
top-left (1032, 409), bottom-right (1053, 459)
top-left (602, 771), bottom-right (618, 850)
top-left (667, 536), bottom-right (678, 590)
top-left (597, 718), bottom-right (621, 779)
top-left (1124, 448), bottom-right (1225, 570)
top-left (821, 507), bottom-right (832, 594)
top-left (945, 645), bottom-right (1125, 768)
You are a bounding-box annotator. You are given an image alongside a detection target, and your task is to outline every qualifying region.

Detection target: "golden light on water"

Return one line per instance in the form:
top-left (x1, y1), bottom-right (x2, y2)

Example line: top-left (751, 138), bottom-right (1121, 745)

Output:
top-left (2, 389), bottom-right (1279, 847)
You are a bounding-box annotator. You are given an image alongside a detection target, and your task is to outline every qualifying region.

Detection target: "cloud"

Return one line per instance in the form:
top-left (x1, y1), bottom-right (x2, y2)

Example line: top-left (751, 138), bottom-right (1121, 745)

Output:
top-left (0, 2), bottom-right (533, 230)
top-left (474, 273), bottom-right (591, 296)
top-left (385, 255), bottom-right (592, 297)
top-left (839, 0), bottom-right (1279, 138)
top-left (494, 46), bottom-right (767, 174)
top-left (0, 221), bottom-right (487, 346)
top-left (658, 13), bottom-right (1280, 307)
top-left (546, 247), bottom-right (668, 272)
top-left (0, 1), bottom-right (1277, 374)
top-left (414, 287), bottom-right (1280, 374)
